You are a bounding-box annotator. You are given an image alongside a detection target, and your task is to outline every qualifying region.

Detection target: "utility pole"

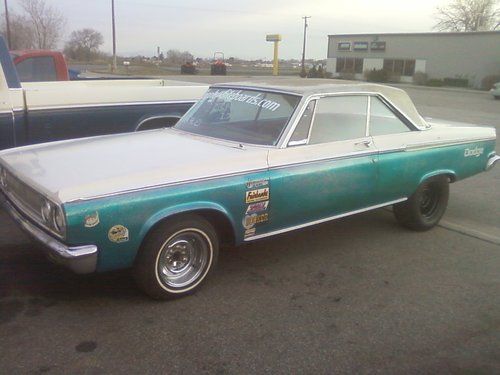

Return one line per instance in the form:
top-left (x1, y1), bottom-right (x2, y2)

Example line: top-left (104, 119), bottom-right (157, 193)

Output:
top-left (111, 0), bottom-right (117, 72)
top-left (4, 0), bottom-right (11, 49)
top-left (300, 16), bottom-right (311, 78)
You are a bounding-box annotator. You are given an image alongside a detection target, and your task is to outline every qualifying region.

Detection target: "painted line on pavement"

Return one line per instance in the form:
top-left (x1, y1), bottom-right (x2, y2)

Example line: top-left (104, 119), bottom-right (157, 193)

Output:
top-left (382, 207), bottom-right (500, 245)
top-left (438, 220), bottom-right (500, 246)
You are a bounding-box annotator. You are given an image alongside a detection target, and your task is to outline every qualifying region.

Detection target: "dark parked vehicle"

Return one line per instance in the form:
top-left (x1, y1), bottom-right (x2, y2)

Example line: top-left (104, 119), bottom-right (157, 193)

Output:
top-left (0, 37), bottom-right (207, 151)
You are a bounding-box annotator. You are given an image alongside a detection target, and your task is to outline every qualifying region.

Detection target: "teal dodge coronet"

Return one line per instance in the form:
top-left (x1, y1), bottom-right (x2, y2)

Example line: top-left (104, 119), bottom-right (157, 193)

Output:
top-left (1, 81), bottom-right (498, 299)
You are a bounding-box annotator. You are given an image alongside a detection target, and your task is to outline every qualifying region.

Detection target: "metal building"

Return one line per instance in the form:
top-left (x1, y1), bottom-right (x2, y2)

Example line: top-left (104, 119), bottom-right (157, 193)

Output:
top-left (326, 31), bottom-right (500, 88)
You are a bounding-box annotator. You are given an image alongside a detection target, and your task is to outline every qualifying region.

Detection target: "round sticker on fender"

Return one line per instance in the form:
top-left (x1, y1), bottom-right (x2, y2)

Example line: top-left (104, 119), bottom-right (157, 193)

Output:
top-left (108, 225), bottom-right (129, 243)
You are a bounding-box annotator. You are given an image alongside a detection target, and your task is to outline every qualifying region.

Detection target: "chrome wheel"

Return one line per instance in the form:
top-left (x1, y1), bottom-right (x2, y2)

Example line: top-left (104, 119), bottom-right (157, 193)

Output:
top-left (156, 229), bottom-right (211, 289)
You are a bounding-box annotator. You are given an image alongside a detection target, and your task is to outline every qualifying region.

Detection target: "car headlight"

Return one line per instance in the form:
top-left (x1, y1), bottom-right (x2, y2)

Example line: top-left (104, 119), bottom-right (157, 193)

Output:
top-left (53, 205), bottom-right (66, 234)
top-left (41, 199), bottom-right (53, 223)
top-left (40, 198), bottom-right (66, 237)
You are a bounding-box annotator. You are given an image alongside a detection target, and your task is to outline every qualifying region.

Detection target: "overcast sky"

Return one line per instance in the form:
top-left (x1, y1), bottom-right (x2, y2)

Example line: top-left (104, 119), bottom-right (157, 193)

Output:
top-left (9, 0), bottom-right (449, 59)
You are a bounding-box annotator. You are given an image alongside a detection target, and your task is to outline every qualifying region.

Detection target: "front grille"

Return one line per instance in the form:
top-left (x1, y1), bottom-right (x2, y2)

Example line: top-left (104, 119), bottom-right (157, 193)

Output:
top-left (3, 171), bottom-right (45, 223)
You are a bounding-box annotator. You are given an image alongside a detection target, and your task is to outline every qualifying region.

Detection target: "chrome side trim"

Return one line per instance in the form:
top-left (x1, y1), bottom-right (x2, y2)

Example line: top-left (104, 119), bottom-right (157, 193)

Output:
top-left (27, 100), bottom-right (197, 112)
top-left (269, 149), bottom-right (379, 171)
top-left (378, 146), bottom-right (407, 154)
top-left (486, 154), bottom-right (500, 171)
top-left (2, 194), bottom-right (97, 274)
top-left (244, 198), bottom-right (407, 241)
top-left (67, 167), bottom-right (269, 203)
top-left (405, 137), bottom-right (495, 151)
top-left (58, 136), bottom-right (493, 204)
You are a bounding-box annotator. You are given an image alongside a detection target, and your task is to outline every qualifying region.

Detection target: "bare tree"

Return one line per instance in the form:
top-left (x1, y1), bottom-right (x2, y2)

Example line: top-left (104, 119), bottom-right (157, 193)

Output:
top-left (1, 12), bottom-right (35, 49)
top-left (434, 0), bottom-right (499, 31)
top-left (166, 49), bottom-right (194, 64)
top-left (19, 0), bottom-right (65, 49)
top-left (64, 28), bottom-right (104, 61)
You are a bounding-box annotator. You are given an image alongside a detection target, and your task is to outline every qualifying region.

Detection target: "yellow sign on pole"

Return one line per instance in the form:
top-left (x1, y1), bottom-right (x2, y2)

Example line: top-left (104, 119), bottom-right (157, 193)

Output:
top-left (266, 34), bottom-right (282, 76)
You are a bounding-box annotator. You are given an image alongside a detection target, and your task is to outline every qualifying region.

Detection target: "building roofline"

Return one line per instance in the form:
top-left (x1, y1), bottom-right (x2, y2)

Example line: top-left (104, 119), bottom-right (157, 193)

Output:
top-left (328, 31), bottom-right (500, 38)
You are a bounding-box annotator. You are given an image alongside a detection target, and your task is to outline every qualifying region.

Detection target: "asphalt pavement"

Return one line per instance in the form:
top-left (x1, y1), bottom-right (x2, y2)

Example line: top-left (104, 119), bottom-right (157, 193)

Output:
top-left (0, 79), bottom-right (499, 374)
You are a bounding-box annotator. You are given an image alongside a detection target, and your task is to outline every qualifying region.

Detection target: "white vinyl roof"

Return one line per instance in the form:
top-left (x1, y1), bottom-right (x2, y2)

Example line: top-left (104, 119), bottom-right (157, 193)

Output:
top-left (213, 79), bottom-right (429, 130)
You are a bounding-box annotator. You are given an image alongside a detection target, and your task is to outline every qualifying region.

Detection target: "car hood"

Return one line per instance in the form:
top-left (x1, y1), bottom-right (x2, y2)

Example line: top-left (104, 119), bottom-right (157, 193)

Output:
top-left (0, 129), bottom-right (269, 203)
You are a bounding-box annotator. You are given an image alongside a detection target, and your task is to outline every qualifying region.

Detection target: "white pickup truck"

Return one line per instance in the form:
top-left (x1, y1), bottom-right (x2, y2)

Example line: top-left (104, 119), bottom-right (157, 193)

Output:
top-left (0, 37), bottom-right (207, 150)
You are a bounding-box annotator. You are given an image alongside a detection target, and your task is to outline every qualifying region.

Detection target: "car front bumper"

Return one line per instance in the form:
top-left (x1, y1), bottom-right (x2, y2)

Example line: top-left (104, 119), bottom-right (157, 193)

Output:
top-left (1, 193), bottom-right (98, 274)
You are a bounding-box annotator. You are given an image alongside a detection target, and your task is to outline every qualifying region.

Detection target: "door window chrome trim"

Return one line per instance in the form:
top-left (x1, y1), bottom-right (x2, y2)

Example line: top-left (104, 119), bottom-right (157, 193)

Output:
top-left (244, 198), bottom-right (408, 241)
top-left (279, 91), bottom-right (424, 149)
top-left (366, 96), bottom-right (371, 137)
top-left (287, 99), bottom-right (317, 147)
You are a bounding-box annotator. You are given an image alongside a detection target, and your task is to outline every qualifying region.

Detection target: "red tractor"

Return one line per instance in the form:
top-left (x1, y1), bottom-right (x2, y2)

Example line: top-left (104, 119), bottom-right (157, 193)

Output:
top-left (180, 60), bottom-right (197, 75)
top-left (210, 52), bottom-right (227, 75)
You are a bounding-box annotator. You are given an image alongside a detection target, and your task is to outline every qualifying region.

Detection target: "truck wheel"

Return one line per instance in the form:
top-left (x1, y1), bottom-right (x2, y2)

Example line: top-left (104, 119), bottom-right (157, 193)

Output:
top-left (134, 215), bottom-right (218, 299)
top-left (393, 176), bottom-right (449, 231)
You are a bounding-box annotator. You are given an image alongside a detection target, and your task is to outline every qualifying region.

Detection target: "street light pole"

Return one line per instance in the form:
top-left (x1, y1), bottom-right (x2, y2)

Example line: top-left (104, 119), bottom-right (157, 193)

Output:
top-left (300, 16), bottom-right (310, 78)
top-left (4, 0), bottom-right (12, 49)
top-left (111, 0), bottom-right (117, 72)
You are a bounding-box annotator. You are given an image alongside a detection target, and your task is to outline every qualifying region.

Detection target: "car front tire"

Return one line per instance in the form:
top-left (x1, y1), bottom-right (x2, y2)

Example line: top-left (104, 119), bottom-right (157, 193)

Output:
top-left (393, 176), bottom-right (449, 231)
top-left (134, 215), bottom-right (219, 300)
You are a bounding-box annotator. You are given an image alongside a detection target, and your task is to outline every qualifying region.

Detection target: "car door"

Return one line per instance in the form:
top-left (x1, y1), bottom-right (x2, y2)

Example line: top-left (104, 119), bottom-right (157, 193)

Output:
top-left (265, 94), bottom-right (379, 235)
top-left (367, 95), bottom-right (419, 202)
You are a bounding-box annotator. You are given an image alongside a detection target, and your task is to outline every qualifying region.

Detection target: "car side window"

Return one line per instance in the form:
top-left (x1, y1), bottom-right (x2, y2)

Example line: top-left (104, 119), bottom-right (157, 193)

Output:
top-left (289, 100), bottom-right (316, 145)
top-left (369, 96), bottom-right (411, 136)
top-left (16, 56), bottom-right (57, 82)
top-left (309, 96), bottom-right (368, 144)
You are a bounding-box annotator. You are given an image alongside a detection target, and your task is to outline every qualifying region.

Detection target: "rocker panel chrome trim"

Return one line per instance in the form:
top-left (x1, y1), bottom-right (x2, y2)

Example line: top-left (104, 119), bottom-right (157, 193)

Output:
top-left (244, 198), bottom-right (408, 241)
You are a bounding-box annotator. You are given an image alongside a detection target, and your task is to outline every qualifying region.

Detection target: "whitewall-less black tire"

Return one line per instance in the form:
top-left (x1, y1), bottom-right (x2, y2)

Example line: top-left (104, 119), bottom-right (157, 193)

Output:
top-left (393, 176), bottom-right (449, 231)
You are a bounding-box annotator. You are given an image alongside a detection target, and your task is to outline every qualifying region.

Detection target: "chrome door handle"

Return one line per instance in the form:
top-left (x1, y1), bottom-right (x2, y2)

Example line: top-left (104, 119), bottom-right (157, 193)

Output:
top-left (355, 139), bottom-right (373, 147)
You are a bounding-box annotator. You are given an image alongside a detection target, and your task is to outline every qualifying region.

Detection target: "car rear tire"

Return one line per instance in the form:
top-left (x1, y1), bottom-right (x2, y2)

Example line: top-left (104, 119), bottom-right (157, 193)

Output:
top-left (133, 215), bottom-right (219, 300)
top-left (393, 176), bottom-right (449, 231)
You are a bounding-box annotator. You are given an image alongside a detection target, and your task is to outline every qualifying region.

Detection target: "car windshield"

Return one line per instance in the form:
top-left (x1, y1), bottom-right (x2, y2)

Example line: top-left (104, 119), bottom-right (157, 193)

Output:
top-left (174, 88), bottom-right (301, 146)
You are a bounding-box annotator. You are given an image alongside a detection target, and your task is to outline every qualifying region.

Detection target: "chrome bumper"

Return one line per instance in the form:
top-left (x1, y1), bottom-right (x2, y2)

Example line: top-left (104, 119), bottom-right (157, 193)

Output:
top-left (486, 154), bottom-right (500, 171)
top-left (1, 194), bottom-right (98, 274)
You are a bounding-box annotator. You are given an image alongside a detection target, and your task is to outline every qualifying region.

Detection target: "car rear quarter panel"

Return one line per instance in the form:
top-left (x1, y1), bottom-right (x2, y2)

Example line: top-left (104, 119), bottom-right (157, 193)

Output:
top-left (376, 139), bottom-right (495, 201)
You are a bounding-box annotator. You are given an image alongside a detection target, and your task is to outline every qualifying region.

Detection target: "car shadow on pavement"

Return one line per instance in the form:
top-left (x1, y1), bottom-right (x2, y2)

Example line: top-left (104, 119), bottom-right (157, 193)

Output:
top-left (0, 208), bottom-right (401, 305)
top-left (0, 242), bottom-right (141, 302)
